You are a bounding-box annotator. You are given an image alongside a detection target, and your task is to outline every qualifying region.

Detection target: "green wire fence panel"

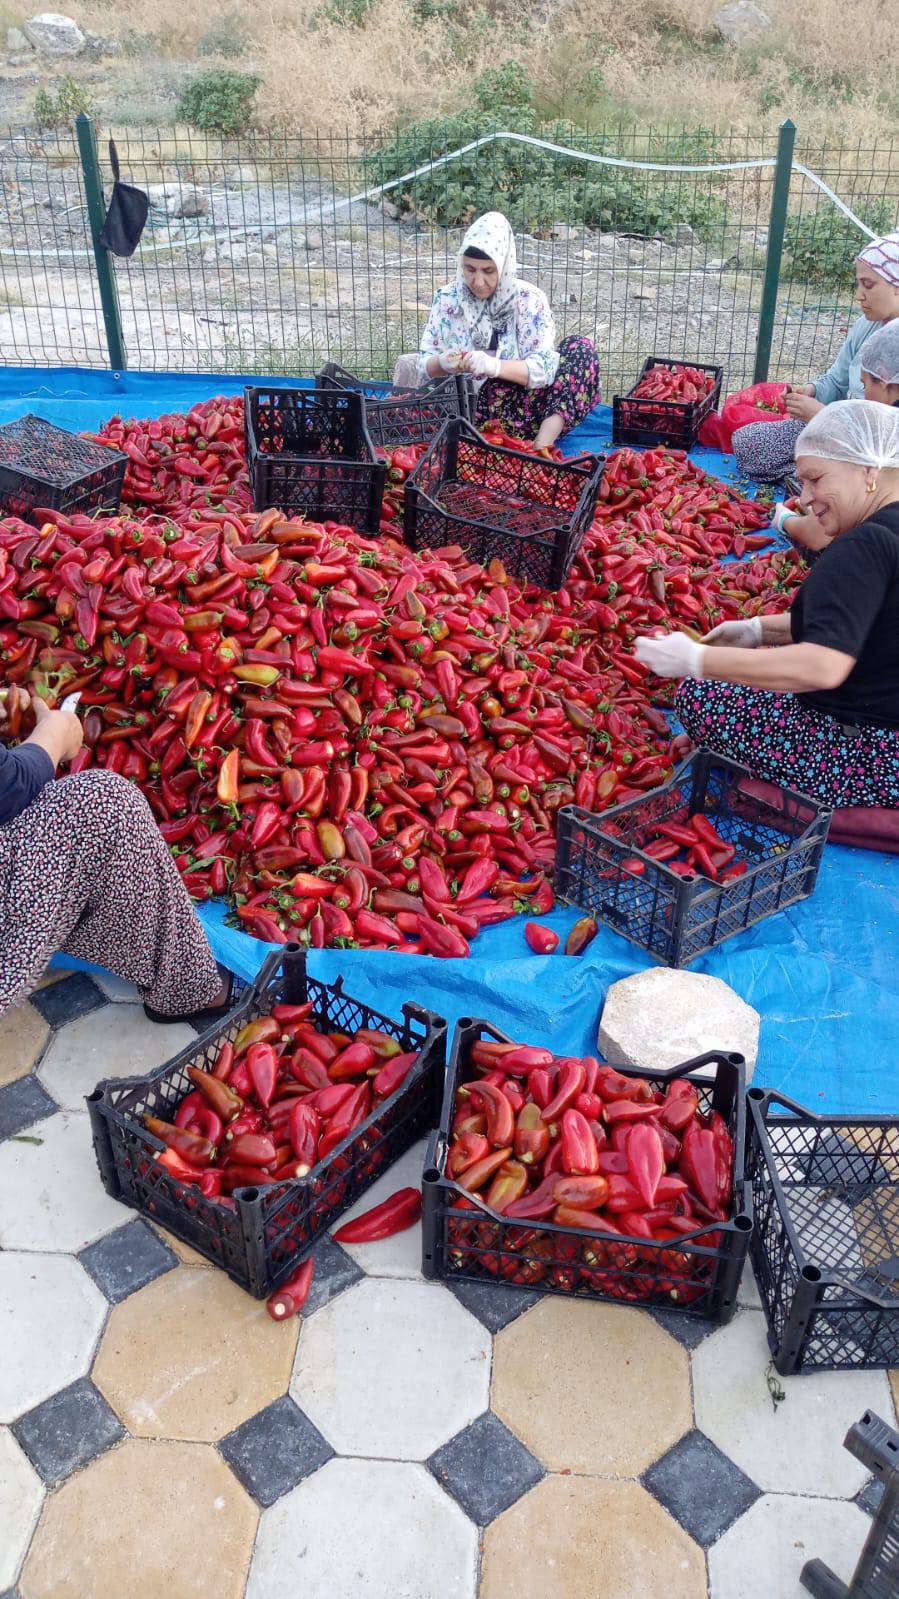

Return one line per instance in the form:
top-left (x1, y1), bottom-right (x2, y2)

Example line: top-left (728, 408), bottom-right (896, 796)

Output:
top-left (0, 120), bottom-right (896, 389)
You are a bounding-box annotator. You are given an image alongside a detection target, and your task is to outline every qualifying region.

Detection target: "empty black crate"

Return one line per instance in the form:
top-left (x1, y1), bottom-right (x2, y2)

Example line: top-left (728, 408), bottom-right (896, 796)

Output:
top-left (404, 419), bottom-right (604, 591)
top-left (316, 363), bottom-right (472, 448)
top-left (554, 749), bottom-right (831, 967)
top-left (87, 947), bottom-right (447, 1298)
top-left (746, 1088), bottom-right (899, 1374)
top-left (612, 358), bottom-right (723, 450)
top-left (245, 386), bottom-right (386, 534)
top-left (0, 414), bottom-right (126, 521)
top-left (422, 1018), bottom-right (752, 1321)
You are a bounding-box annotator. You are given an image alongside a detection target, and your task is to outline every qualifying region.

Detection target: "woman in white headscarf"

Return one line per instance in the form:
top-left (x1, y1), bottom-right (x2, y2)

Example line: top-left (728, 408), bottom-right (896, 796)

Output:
top-left (731, 227), bottom-right (899, 482)
top-left (403, 211), bottom-right (600, 451)
top-left (633, 401), bottom-right (899, 808)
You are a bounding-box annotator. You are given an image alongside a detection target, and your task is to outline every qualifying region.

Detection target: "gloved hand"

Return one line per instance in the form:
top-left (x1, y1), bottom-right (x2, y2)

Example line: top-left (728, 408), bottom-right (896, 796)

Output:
top-left (634, 633), bottom-right (705, 680)
top-left (463, 350), bottom-right (501, 379)
top-left (771, 502), bottom-right (800, 533)
top-left (702, 617), bottom-right (763, 648)
top-left (435, 350), bottom-right (465, 374)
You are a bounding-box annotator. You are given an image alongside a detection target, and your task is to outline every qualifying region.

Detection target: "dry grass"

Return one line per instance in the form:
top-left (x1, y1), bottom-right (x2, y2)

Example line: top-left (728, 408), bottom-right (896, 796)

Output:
top-left (76, 0), bottom-right (899, 141)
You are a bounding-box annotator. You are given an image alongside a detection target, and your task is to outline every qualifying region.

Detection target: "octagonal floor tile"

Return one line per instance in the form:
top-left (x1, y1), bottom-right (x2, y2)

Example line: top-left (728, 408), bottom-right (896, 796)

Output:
top-left (0, 1003), bottom-right (49, 1088)
top-left (246, 1457), bottom-right (478, 1599)
top-left (491, 1299), bottom-right (691, 1475)
top-left (0, 1428), bottom-right (44, 1590)
top-left (333, 1138), bottom-right (427, 1279)
top-left (292, 1277), bottom-right (490, 1459)
top-left (0, 1111), bottom-right (125, 1252)
top-left (92, 1265), bottom-right (298, 1442)
top-left (37, 1004), bottom-right (195, 1112)
top-left (693, 1307), bottom-right (893, 1496)
top-left (708, 1492), bottom-right (869, 1599)
top-left (480, 1475), bottom-right (706, 1599)
top-left (20, 1438), bottom-right (257, 1599)
top-left (0, 1254), bottom-right (107, 1423)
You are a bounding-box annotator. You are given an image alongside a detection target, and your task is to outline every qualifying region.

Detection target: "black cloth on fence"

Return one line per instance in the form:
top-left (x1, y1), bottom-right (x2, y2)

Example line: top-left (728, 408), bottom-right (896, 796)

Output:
top-left (98, 140), bottom-right (149, 258)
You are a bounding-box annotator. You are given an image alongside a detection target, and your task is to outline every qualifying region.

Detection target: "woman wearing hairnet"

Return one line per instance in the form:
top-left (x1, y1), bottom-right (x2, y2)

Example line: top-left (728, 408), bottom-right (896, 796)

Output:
top-left (731, 228), bottom-right (899, 481)
top-left (634, 401), bottom-right (899, 807)
top-left (394, 211), bottom-right (601, 451)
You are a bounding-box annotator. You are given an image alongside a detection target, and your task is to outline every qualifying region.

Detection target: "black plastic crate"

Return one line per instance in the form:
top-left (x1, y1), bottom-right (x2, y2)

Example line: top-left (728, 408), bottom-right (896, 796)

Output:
top-left (746, 1088), bottom-right (899, 1375)
top-left (316, 363), bottom-right (472, 449)
top-left (404, 418), bottom-right (604, 591)
top-left (554, 750), bottom-right (831, 967)
top-left (244, 386), bottom-right (387, 534)
top-left (0, 414), bottom-right (126, 521)
top-left (87, 947), bottom-right (447, 1299)
top-left (612, 358), bottom-right (723, 450)
top-left (802, 1411), bottom-right (899, 1598)
top-left (421, 1018), bottom-right (752, 1321)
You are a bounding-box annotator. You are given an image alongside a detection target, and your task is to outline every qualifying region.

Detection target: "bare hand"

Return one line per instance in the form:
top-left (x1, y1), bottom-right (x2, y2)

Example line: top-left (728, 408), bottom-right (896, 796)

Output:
top-left (784, 392), bottom-right (823, 422)
top-left (31, 695), bottom-right (83, 763)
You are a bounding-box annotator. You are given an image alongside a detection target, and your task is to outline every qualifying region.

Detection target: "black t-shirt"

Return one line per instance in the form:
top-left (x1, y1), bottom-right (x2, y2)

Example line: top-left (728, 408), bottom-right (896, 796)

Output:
top-left (790, 503), bottom-right (899, 727)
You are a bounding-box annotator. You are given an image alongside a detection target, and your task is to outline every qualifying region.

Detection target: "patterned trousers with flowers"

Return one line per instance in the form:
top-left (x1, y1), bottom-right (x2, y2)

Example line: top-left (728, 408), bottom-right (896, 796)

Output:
top-left (475, 335), bottom-right (601, 440)
top-left (0, 769), bottom-right (222, 1016)
top-left (676, 679), bottom-right (899, 807)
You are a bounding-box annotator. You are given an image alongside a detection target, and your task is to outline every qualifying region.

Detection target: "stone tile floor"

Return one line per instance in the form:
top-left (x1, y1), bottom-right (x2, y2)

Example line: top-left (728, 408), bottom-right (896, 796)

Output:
top-left (0, 969), bottom-right (892, 1598)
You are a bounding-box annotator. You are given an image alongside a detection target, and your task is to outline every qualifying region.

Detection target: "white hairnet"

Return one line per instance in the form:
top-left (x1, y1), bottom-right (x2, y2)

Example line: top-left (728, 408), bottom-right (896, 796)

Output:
top-left (795, 398), bottom-right (899, 470)
top-left (860, 321), bottom-right (899, 386)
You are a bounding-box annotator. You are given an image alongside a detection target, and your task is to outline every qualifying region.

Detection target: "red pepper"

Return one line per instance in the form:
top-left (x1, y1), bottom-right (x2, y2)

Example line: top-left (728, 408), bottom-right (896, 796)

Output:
top-left (626, 1121), bottom-right (665, 1207)
top-left (332, 1187), bottom-right (422, 1243)
top-left (247, 1042), bottom-right (278, 1109)
top-left (524, 921), bottom-right (560, 954)
top-left (266, 1258), bottom-right (315, 1320)
top-left (564, 916), bottom-right (598, 956)
top-left (541, 1059), bottom-right (586, 1122)
top-left (559, 1108), bottom-right (600, 1175)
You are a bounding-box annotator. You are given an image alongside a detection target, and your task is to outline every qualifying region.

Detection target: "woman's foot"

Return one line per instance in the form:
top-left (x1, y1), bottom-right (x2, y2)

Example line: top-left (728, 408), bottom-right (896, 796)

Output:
top-left (143, 968), bottom-right (234, 1027)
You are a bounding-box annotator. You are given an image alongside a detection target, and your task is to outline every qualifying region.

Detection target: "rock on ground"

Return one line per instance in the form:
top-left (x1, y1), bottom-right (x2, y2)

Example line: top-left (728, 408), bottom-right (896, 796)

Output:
top-left (598, 966), bottom-right (759, 1080)
top-left (145, 183), bottom-right (209, 220)
top-left (714, 2), bottom-right (771, 45)
top-left (22, 13), bottom-right (86, 55)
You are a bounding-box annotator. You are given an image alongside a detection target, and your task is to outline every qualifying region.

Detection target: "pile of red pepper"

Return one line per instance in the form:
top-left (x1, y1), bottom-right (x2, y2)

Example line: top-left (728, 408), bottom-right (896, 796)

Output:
top-left (145, 1001), bottom-right (419, 1197)
top-left (0, 395), bottom-right (804, 954)
top-left (446, 1039), bottom-right (734, 1302)
top-left (622, 810), bottom-right (748, 885)
top-left (629, 364), bottom-right (717, 404)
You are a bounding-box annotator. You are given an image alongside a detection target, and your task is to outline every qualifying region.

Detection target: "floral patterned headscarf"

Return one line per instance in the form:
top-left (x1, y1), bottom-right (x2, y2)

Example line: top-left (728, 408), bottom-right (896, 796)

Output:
top-left (857, 229), bottom-right (899, 289)
top-left (456, 212), bottom-right (520, 349)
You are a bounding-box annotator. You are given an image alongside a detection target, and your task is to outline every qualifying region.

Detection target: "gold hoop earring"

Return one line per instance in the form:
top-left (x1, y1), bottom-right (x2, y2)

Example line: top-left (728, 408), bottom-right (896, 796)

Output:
top-left (867, 480), bottom-right (878, 494)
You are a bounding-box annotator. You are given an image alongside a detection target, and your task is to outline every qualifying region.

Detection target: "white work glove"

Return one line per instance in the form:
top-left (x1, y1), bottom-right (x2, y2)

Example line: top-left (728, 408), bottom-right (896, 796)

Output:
top-left (702, 617), bottom-right (763, 648)
top-left (772, 502), bottom-right (800, 534)
top-left (435, 350), bottom-right (465, 374)
top-left (463, 350), bottom-right (501, 379)
top-left (634, 633), bottom-right (705, 680)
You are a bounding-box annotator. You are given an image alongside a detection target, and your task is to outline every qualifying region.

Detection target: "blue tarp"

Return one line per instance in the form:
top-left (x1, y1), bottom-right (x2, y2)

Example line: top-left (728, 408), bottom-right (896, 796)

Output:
top-left (5, 364), bottom-right (893, 1118)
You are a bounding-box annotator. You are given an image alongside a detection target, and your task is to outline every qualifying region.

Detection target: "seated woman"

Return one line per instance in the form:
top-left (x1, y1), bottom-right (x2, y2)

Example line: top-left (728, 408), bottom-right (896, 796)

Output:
top-left (634, 400), bottom-right (899, 809)
top-left (0, 691), bottom-right (232, 1021)
top-left (399, 211), bottom-right (600, 451)
top-left (732, 228), bottom-right (899, 482)
top-left (775, 318), bottom-right (899, 556)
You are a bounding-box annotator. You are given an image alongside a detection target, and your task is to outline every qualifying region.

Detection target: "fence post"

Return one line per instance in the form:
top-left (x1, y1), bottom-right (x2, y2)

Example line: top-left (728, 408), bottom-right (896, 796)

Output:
top-left (75, 112), bottom-right (127, 371)
top-left (753, 118), bottom-right (795, 383)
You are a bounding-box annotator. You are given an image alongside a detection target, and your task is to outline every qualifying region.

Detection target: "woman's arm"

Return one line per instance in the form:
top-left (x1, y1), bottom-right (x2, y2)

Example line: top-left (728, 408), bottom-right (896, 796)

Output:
top-left (702, 640), bottom-right (855, 693)
top-left (811, 319), bottom-right (864, 406)
top-left (758, 613), bottom-right (795, 644)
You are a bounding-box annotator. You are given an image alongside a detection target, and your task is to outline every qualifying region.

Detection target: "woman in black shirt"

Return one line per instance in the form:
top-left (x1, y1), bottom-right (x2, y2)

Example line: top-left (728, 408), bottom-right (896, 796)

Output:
top-left (0, 689), bottom-right (232, 1021)
top-left (633, 400), bottom-right (899, 808)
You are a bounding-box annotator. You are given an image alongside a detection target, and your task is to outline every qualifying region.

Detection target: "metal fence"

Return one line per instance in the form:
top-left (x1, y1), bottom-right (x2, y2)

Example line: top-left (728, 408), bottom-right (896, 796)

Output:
top-left (0, 116), bottom-right (896, 396)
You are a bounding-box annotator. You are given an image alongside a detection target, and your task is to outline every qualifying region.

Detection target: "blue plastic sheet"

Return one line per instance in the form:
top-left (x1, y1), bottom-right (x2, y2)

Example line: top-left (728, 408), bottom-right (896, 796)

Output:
top-left (13, 364), bottom-right (895, 1118)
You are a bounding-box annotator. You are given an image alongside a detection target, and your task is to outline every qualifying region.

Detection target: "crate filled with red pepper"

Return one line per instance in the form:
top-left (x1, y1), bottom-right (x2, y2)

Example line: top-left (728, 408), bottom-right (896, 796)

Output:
top-left (244, 387), bottom-right (387, 535)
top-left (87, 947), bottom-right (447, 1298)
top-left (746, 1087), bottom-right (899, 1374)
top-left (422, 1019), bottom-right (751, 1320)
top-left (554, 749), bottom-right (831, 968)
top-left (612, 359), bottom-right (723, 451)
top-left (0, 413), bottom-right (127, 521)
top-left (316, 364), bottom-right (473, 449)
top-left (404, 418), bottom-right (605, 590)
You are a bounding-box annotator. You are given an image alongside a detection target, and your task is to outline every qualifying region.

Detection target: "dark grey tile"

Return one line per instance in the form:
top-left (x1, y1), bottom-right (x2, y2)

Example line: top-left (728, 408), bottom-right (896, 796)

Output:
top-left (857, 1475), bottom-right (886, 1518)
top-left (651, 1307), bottom-right (718, 1350)
top-left (78, 1219), bottom-right (178, 1303)
top-left (447, 1277), bottom-right (541, 1334)
top-left (0, 1076), bottom-right (57, 1141)
top-left (11, 1379), bottom-right (124, 1485)
top-left (642, 1429), bottom-right (761, 1548)
top-left (428, 1411), bottom-right (543, 1526)
top-left (0, 1589), bottom-right (22, 1599)
top-left (304, 1236), bottom-right (363, 1314)
top-left (219, 1396), bottom-right (333, 1508)
top-left (31, 973), bottom-right (106, 1029)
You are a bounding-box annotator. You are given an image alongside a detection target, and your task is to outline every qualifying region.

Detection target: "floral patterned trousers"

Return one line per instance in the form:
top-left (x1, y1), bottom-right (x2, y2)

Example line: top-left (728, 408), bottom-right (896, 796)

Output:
top-left (475, 335), bottom-right (601, 440)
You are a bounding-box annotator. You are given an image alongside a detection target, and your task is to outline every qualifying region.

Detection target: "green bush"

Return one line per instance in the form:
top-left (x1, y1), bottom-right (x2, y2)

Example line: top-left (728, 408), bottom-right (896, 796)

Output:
top-left (196, 11), bottom-right (250, 58)
top-left (176, 70), bottom-right (259, 135)
top-left (364, 110), bottom-right (726, 240)
top-left (784, 198), bottom-right (895, 287)
top-left (33, 75), bottom-right (93, 128)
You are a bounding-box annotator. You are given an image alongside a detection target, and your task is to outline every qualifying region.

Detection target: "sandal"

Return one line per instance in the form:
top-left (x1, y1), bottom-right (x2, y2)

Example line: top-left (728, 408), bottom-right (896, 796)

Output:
top-left (144, 969), bottom-right (235, 1028)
